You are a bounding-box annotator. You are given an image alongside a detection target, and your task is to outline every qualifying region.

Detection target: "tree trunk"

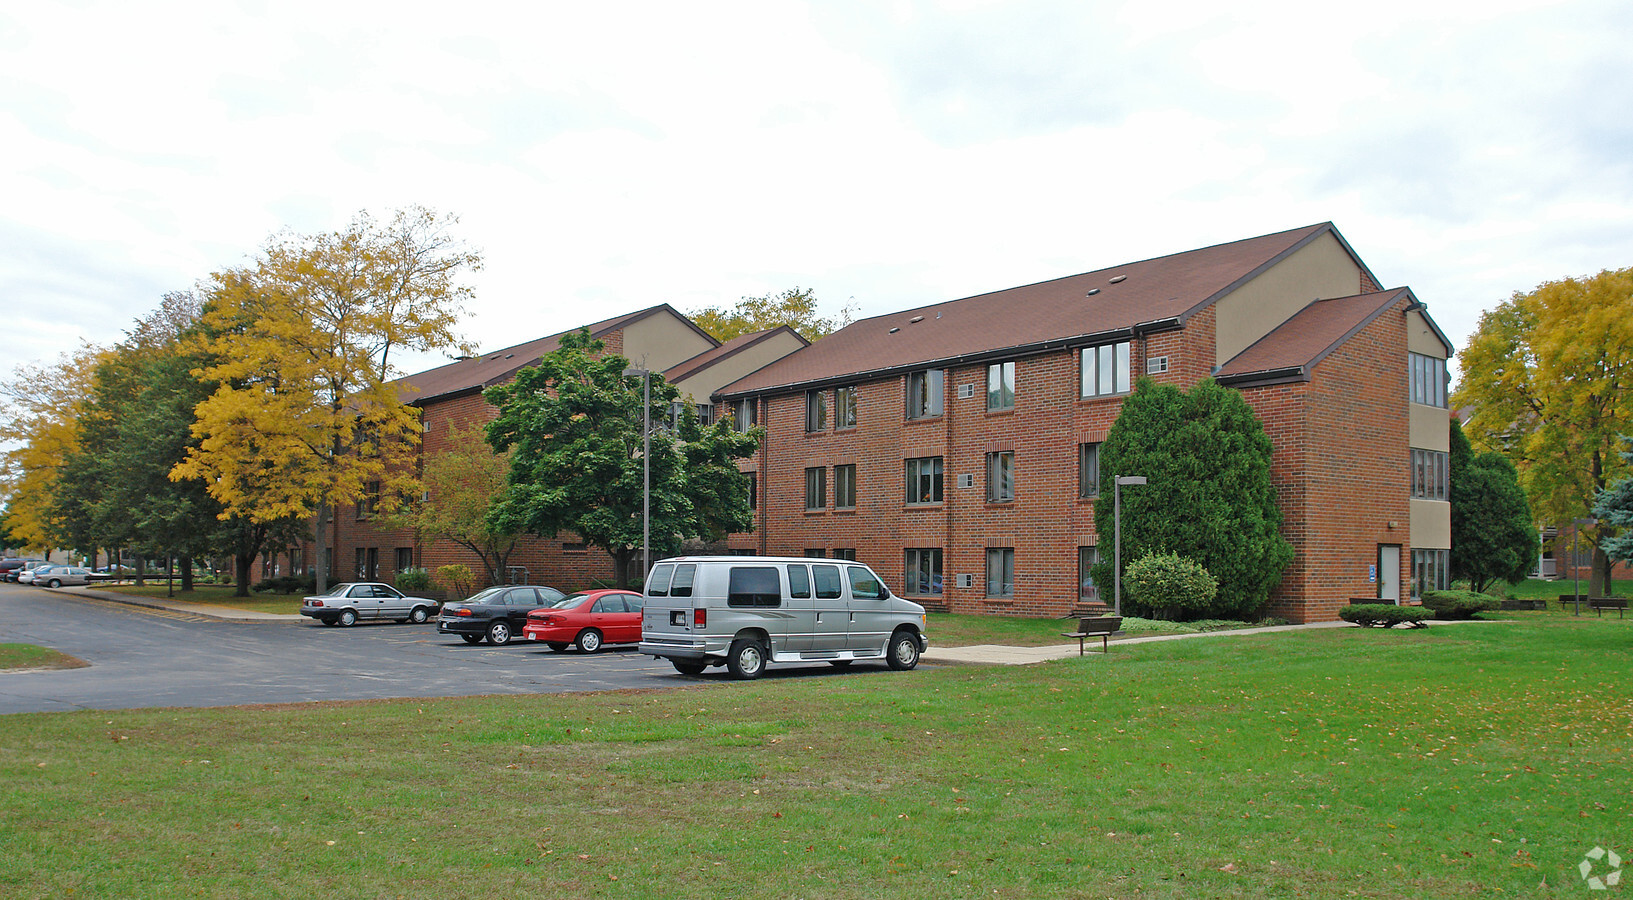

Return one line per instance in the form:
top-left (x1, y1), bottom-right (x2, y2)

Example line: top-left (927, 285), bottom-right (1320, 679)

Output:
top-left (133, 554), bottom-right (146, 587)
top-left (235, 553), bottom-right (253, 597)
top-left (1590, 545), bottom-right (1613, 596)
top-left (612, 547), bottom-right (634, 590)
top-left (179, 555), bottom-right (194, 592)
top-left (315, 502), bottom-right (329, 595)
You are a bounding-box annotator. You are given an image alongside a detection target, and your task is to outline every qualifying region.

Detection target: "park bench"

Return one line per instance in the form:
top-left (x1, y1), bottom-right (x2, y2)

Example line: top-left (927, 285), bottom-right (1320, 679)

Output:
top-left (1588, 598), bottom-right (1627, 618)
top-left (1498, 599), bottom-right (1547, 611)
top-left (1061, 616), bottom-right (1122, 656)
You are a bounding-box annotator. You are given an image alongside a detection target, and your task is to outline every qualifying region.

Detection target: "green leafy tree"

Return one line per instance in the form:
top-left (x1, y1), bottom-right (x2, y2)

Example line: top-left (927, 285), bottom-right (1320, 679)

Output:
top-left (1454, 267), bottom-right (1633, 594)
top-left (1448, 418), bottom-right (1539, 592)
top-left (484, 329), bottom-right (759, 588)
top-left (1593, 437), bottom-right (1633, 564)
top-left (379, 421), bottom-right (520, 586)
top-left (1122, 552), bottom-right (1219, 620)
top-left (1093, 378), bottom-right (1293, 618)
top-left (688, 287), bottom-right (855, 341)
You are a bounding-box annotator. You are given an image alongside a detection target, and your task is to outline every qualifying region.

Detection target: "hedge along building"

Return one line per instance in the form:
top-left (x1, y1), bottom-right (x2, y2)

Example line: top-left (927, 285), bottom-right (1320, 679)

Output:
top-left (323, 304), bottom-right (807, 591)
top-left (713, 223), bottom-right (1454, 624)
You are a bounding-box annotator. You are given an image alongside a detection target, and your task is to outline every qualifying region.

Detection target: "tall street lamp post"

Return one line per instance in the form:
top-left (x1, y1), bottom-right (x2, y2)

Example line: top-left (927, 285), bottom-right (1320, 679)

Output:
top-left (1113, 475), bottom-right (1148, 617)
top-left (623, 366), bottom-right (651, 582)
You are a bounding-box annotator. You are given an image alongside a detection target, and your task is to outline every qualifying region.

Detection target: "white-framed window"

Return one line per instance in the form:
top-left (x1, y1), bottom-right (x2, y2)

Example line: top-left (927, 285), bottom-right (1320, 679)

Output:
top-left (1411, 449), bottom-right (1449, 501)
top-left (987, 361), bottom-right (1015, 411)
top-left (1410, 352), bottom-right (1448, 408)
top-left (905, 456), bottom-right (944, 504)
top-left (907, 369), bottom-right (945, 419)
top-left (1078, 546), bottom-right (1100, 604)
top-left (835, 385), bottom-right (858, 428)
top-left (1081, 341), bottom-right (1132, 397)
top-left (1412, 548), bottom-right (1449, 597)
top-left (986, 548), bottom-right (1015, 598)
top-left (905, 548), bottom-right (943, 596)
top-left (1078, 442), bottom-right (1100, 498)
top-left (986, 451), bottom-right (1015, 502)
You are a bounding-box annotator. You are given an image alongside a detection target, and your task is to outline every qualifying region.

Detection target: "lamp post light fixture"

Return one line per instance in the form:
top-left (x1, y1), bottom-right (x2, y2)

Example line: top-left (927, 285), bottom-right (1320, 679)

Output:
top-left (623, 366), bottom-right (652, 582)
top-left (1112, 475), bottom-right (1148, 617)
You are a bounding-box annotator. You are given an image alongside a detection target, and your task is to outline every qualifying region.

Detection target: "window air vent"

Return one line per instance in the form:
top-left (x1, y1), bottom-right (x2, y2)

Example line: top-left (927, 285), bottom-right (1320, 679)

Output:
top-left (957, 383), bottom-right (976, 400)
top-left (956, 574), bottom-right (975, 589)
top-left (956, 473), bottom-right (975, 489)
top-left (1147, 355), bottom-right (1170, 375)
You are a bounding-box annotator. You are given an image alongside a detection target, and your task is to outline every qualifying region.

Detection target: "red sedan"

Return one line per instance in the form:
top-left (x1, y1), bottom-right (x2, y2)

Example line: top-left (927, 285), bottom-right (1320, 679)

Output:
top-left (522, 589), bottom-right (644, 653)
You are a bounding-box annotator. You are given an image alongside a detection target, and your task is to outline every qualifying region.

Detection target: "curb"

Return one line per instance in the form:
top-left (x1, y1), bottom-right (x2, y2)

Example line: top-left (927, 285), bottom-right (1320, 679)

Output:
top-left (64, 587), bottom-right (303, 623)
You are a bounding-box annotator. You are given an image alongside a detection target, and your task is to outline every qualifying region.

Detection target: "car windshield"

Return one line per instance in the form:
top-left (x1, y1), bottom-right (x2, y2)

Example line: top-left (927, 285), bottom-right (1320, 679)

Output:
top-left (548, 593), bottom-right (590, 609)
top-left (464, 586), bottom-right (509, 604)
top-left (318, 583), bottom-right (354, 597)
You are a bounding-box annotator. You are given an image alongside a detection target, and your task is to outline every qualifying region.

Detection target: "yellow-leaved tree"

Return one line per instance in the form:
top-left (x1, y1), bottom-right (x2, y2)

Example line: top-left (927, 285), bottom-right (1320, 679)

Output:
top-left (0, 346), bottom-right (107, 552)
top-left (1453, 266), bottom-right (1633, 594)
top-left (173, 207), bottom-right (479, 592)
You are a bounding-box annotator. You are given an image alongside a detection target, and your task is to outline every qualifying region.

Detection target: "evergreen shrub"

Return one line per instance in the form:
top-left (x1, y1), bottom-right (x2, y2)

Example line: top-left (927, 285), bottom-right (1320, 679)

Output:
top-left (1339, 604), bottom-right (1430, 628)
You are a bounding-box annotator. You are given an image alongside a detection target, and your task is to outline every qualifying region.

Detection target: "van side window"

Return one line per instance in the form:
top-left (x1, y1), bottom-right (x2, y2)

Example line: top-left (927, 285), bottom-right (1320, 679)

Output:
top-left (647, 564), bottom-right (673, 597)
top-left (848, 566), bottom-right (883, 600)
top-left (813, 565), bottom-right (842, 600)
top-left (728, 567), bottom-right (782, 608)
top-left (787, 565), bottom-right (811, 599)
top-left (671, 564), bottom-right (696, 598)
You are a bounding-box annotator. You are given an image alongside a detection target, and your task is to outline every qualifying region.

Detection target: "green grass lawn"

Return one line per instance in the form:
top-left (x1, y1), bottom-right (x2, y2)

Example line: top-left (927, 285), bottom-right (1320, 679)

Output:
top-left (0, 643), bottom-right (85, 671)
top-left (99, 582), bottom-right (303, 615)
top-left (1490, 577), bottom-right (1633, 601)
top-left (2, 616), bottom-right (1627, 898)
top-left (929, 612), bottom-right (1277, 647)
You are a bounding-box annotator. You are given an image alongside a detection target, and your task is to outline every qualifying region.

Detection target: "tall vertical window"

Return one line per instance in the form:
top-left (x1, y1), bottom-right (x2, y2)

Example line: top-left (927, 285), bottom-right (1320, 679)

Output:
top-left (907, 369), bottom-right (945, 419)
top-left (356, 481), bottom-right (381, 519)
top-left (835, 385), bottom-right (858, 428)
top-left (1078, 546), bottom-right (1100, 604)
top-left (695, 404), bottom-right (714, 426)
top-left (746, 471), bottom-right (758, 510)
top-left (1412, 549), bottom-right (1449, 597)
top-left (986, 548), bottom-right (1015, 598)
top-left (731, 398), bottom-right (758, 432)
top-left (804, 467), bottom-right (827, 510)
top-left (395, 547), bottom-right (413, 573)
top-left (1411, 449), bottom-right (1449, 500)
top-left (905, 456), bottom-right (944, 504)
top-left (986, 451), bottom-right (1015, 502)
top-left (987, 361), bottom-right (1015, 410)
top-left (1081, 341), bottom-right (1132, 397)
top-left (905, 549), bottom-right (943, 596)
top-left (1410, 352), bottom-right (1448, 407)
top-left (805, 390), bottom-right (828, 432)
top-left (1078, 442), bottom-right (1101, 498)
top-left (834, 464), bottom-right (857, 509)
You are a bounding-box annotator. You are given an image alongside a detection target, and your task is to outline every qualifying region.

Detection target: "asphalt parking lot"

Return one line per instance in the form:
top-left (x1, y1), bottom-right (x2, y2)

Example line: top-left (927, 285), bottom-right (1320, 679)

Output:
top-left (0, 583), bottom-right (802, 714)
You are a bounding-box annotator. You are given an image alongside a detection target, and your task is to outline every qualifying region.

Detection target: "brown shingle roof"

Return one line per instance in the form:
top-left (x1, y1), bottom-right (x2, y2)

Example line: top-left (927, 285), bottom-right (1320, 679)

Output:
top-left (397, 305), bottom-right (712, 405)
top-left (718, 222), bottom-right (1351, 397)
top-left (1215, 289), bottom-right (1411, 385)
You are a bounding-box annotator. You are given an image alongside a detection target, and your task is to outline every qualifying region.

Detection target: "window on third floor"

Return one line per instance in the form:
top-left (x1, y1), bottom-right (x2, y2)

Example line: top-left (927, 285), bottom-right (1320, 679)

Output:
top-left (1410, 353), bottom-right (1448, 407)
top-left (906, 369), bottom-right (944, 419)
top-left (1081, 341), bottom-right (1132, 398)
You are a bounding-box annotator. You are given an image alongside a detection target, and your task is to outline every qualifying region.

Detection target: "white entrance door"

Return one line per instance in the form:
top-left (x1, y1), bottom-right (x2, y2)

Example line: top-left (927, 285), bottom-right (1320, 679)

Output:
top-left (1377, 545), bottom-right (1401, 604)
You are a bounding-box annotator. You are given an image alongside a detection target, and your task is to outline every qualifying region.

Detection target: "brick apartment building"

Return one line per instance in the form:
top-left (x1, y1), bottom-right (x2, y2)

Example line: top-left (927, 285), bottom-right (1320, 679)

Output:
top-left (714, 222), bottom-right (1453, 623)
top-left (318, 305), bottom-right (807, 590)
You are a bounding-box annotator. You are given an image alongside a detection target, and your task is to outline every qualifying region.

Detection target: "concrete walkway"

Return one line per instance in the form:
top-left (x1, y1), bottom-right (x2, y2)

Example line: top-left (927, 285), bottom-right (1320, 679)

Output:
top-left (57, 586), bottom-right (302, 622)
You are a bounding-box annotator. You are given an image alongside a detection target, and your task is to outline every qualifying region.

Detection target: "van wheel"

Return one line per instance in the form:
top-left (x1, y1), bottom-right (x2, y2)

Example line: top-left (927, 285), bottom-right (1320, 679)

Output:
top-left (726, 639), bottom-right (767, 680)
top-left (887, 631), bottom-right (920, 670)
top-left (672, 660), bottom-right (707, 676)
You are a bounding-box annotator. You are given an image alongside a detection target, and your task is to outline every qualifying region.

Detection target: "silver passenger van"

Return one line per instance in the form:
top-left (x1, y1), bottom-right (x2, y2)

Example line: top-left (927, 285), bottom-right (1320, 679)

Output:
top-left (638, 556), bottom-right (929, 679)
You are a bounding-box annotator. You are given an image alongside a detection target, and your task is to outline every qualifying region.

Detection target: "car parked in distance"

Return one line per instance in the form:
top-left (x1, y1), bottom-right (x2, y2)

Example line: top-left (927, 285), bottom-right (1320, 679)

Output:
top-left (16, 564), bottom-right (57, 586)
top-left (438, 584), bottom-right (566, 645)
top-left (522, 589), bottom-right (644, 653)
top-left (37, 566), bottom-right (94, 588)
top-left (1, 558), bottom-right (44, 582)
top-left (300, 582), bottom-right (440, 627)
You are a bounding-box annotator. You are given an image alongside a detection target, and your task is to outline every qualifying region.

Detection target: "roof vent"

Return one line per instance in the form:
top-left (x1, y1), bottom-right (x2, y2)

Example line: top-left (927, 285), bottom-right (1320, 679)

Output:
top-left (1109, 275), bottom-right (1128, 284)
top-left (504, 354), bottom-right (514, 359)
top-left (910, 316), bottom-right (925, 324)
top-left (1085, 288), bottom-right (1100, 296)
top-left (888, 327), bottom-right (900, 334)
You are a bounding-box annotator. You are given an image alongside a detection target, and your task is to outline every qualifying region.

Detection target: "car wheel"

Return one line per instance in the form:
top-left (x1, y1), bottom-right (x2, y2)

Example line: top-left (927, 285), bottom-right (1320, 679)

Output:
top-left (672, 660), bottom-right (707, 676)
top-left (575, 629), bottom-right (604, 653)
top-left (408, 606), bottom-right (430, 624)
top-left (546, 642), bottom-right (570, 652)
top-left (460, 634), bottom-right (483, 645)
top-left (887, 630), bottom-right (921, 671)
top-left (337, 609), bottom-right (359, 627)
top-left (829, 660), bottom-right (853, 668)
top-left (726, 638), bottom-right (767, 680)
top-left (487, 621), bottom-right (512, 645)
top-left (47, 579), bottom-right (62, 588)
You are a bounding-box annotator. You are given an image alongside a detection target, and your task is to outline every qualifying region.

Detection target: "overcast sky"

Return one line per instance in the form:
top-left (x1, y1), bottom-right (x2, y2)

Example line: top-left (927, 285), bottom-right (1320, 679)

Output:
top-left (4, 0), bottom-right (1629, 386)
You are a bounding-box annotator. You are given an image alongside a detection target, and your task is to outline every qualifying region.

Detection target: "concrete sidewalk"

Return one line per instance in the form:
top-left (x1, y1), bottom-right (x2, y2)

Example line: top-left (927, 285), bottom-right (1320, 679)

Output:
top-left (60, 586), bottom-right (302, 622)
